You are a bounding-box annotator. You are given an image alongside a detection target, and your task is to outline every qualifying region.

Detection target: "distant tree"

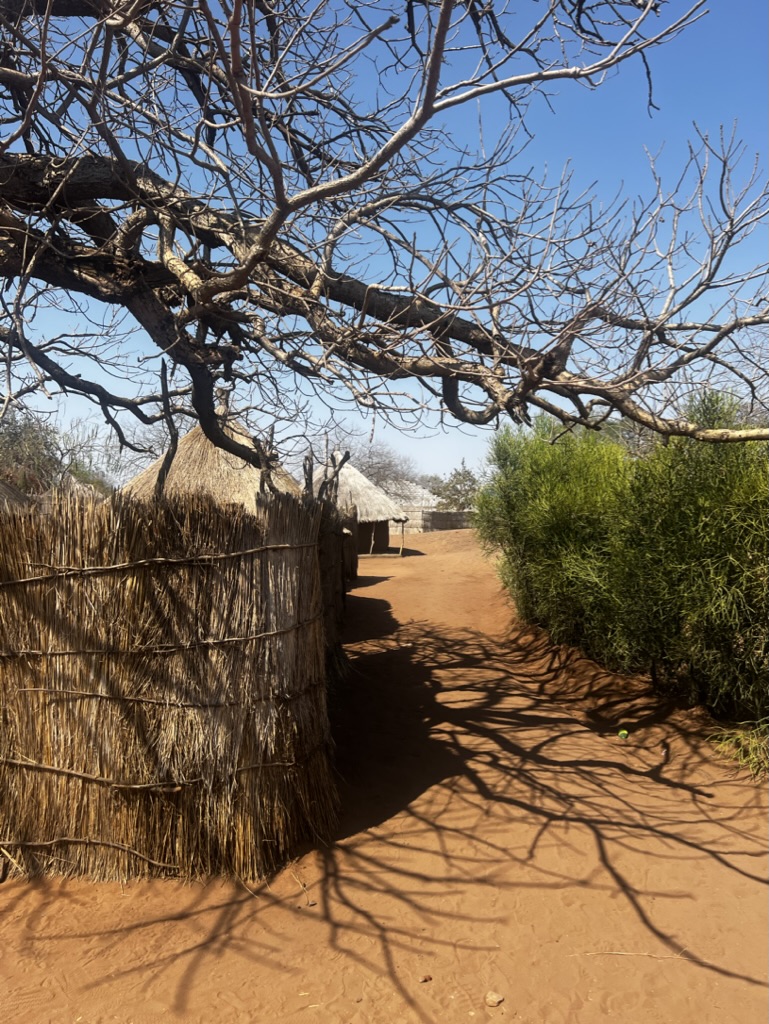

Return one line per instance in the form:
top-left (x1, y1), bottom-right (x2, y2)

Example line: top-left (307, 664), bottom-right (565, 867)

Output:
top-left (0, 409), bottom-right (112, 494)
top-left (418, 474), bottom-right (445, 497)
top-left (355, 442), bottom-right (419, 489)
top-left (431, 460), bottom-right (480, 511)
top-left (0, 409), bottom-right (61, 493)
top-left (60, 420), bottom-right (114, 494)
top-left (308, 426), bottom-right (419, 488)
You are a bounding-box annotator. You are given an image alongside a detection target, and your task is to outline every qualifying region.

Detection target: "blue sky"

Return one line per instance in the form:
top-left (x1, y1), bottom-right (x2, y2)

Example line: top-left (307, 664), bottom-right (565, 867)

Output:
top-left (32, 2), bottom-right (769, 478)
top-left (362, 0), bottom-right (768, 477)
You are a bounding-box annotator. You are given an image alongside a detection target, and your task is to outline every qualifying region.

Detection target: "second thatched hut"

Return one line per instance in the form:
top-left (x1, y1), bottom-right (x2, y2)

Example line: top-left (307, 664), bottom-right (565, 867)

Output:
top-left (314, 458), bottom-right (408, 554)
top-left (122, 416), bottom-right (351, 670)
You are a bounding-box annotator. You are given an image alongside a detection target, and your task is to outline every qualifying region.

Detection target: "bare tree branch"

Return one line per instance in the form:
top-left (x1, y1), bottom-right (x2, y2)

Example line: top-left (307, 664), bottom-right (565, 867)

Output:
top-left (0, 0), bottom-right (766, 451)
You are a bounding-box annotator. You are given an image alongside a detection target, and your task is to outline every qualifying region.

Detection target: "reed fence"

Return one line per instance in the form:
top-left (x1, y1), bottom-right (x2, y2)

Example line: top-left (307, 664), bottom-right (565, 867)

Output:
top-left (0, 492), bottom-right (337, 880)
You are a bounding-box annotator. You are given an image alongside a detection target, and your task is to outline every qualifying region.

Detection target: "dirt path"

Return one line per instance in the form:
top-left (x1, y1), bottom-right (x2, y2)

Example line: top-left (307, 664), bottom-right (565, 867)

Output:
top-left (2, 531), bottom-right (767, 1024)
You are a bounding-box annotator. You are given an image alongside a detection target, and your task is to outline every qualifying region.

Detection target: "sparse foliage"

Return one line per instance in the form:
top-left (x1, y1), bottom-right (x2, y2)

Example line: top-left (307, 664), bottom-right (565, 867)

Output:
top-left (0, 0), bottom-right (768, 470)
top-left (0, 408), bottom-right (112, 493)
top-left (0, 409), bottom-right (60, 493)
top-left (353, 443), bottom-right (419, 490)
top-left (430, 460), bottom-right (480, 510)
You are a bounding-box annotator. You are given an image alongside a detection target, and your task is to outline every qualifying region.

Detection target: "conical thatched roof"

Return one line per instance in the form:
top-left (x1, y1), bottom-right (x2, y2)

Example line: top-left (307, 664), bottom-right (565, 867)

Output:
top-left (0, 480), bottom-right (31, 509)
top-left (313, 459), bottom-right (407, 524)
top-left (381, 478), bottom-right (439, 509)
top-left (37, 473), bottom-right (106, 512)
top-left (123, 420), bottom-right (301, 508)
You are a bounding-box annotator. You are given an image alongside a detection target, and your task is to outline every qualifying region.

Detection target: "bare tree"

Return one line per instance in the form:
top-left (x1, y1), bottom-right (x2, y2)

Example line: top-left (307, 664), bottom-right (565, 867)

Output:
top-left (350, 441), bottom-right (419, 489)
top-left (305, 422), bottom-right (419, 487)
top-left (0, 0), bottom-right (767, 470)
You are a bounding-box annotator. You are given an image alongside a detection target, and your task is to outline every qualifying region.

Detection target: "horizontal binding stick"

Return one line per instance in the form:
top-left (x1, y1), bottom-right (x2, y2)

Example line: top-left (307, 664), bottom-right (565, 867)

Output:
top-left (0, 541), bottom-right (318, 587)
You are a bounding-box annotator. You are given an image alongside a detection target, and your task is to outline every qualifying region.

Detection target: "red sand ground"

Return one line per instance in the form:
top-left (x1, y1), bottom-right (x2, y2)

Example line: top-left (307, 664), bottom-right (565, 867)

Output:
top-left (2, 530), bottom-right (767, 1024)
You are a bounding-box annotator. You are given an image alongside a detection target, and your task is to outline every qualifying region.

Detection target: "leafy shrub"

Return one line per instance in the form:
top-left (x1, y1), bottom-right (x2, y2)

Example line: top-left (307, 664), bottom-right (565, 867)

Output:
top-left (475, 418), bottom-right (629, 649)
top-left (475, 401), bottom-right (768, 723)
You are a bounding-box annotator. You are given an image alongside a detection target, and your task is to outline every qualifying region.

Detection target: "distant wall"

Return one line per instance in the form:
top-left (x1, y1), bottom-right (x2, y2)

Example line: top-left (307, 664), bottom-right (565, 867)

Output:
top-left (402, 507), bottom-right (429, 533)
top-left (403, 509), bottom-right (473, 533)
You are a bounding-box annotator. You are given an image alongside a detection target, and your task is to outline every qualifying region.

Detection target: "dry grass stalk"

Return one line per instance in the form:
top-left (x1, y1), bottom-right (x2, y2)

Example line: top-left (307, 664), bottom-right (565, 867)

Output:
top-left (0, 492), bottom-right (337, 881)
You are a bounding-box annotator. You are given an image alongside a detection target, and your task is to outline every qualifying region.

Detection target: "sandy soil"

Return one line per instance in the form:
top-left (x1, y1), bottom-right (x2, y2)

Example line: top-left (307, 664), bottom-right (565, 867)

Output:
top-left (2, 530), bottom-right (767, 1024)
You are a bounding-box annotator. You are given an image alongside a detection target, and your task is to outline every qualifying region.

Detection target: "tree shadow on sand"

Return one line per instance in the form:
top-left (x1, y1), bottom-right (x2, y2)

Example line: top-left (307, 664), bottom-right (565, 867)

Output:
top-left (5, 573), bottom-right (765, 1023)
top-left (310, 581), bottom-right (768, 1016)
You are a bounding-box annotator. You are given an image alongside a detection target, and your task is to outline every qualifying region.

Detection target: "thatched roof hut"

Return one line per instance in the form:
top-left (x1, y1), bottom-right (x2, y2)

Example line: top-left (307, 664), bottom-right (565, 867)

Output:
top-left (381, 479), bottom-right (439, 509)
top-left (381, 479), bottom-right (440, 534)
top-left (314, 458), bottom-right (407, 554)
top-left (0, 480), bottom-right (32, 509)
top-left (123, 420), bottom-right (301, 506)
top-left (124, 418), bottom-right (351, 672)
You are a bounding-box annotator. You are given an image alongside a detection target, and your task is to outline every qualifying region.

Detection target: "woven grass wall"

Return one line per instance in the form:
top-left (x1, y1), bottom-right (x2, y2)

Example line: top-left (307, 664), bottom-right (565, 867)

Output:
top-left (0, 492), bottom-right (337, 881)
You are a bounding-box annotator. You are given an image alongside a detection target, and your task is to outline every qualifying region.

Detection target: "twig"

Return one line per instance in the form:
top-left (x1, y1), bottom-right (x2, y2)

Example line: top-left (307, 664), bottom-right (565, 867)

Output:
top-left (15, 676), bottom-right (325, 704)
top-left (0, 845), bottom-right (25, 874)
top-left (570, 948), bottom-right (691, 961)
top-left (0, 837), bottom-right (179, 871)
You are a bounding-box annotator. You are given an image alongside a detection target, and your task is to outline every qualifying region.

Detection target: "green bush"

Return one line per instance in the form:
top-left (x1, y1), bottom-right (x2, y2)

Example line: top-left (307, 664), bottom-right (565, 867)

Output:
top-left (475, 418), bottom-right (630, 650)
top-left (611, 427), bottom-right (768, 718)
top-left (475, 402), bottom-right (768, 723)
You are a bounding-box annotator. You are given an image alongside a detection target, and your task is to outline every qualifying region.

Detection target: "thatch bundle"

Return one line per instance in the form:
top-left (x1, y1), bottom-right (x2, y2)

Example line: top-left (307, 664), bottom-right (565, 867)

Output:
top-left (36, 473), bottom-right (106, 512)
top-left (0, 492), bottom-right (337, 880)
